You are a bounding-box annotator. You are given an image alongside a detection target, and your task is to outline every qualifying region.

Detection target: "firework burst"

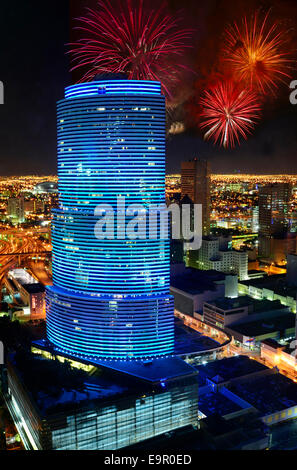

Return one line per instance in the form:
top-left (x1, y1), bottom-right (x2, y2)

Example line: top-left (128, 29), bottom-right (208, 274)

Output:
top-left (69, 0), bottom-right (192, 99)
top-left (200, 81), bottom-right (261, 148)
top-left (223, 11), bottom-right (293, 94)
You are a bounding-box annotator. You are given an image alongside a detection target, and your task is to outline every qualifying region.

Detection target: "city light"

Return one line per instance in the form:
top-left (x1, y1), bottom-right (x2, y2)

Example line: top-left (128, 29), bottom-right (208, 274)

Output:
top-left (1, 0), bottom-right (297, 454)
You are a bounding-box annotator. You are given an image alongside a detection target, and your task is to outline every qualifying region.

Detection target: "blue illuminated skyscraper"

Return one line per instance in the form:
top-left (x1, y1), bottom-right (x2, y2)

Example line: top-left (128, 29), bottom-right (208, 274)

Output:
top-left (46, 77), bottom-right (175, 359)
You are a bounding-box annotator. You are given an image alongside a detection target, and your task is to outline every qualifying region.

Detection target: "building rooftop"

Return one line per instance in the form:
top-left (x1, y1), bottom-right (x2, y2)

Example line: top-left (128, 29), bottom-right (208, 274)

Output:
top-left (10, 352), bottom-right (129, 416)
top-left (22, 283), bottom-right (45, 294)
top-left (200, 414), bottom-right (268, 450)
top-left (88, 356), bottom-right (197, 384)
top-left (64, 80), bottom-right (162, 100)
top-left (229, 372), bottom-right (297, 415)
top-left (171, 268), bottom-right (226, 295)
top-left (32, 338), bottom-right (198, 385)
top-left (8, 269), bottom-right (38, 286)
top-left (240, 274), bottom-right (297, 298)
top-left (227, 312), bottom-right (295, 338)
top-left (205, 296), bottom-right (287, 314)
top-left (199, 390), bottom-right (242, 417)
top-left (205, 296), bottom-right (253, 311)
top-left (261, 338), bottom-right (283, 349)
top-left (196, 355), bottom-right (268, 384)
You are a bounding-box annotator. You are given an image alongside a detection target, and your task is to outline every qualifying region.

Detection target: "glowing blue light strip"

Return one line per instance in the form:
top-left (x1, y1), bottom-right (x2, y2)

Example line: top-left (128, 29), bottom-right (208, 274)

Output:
top-left (51, 209), bottom-right (170, 295)
top-left (56, 95), bottom-right (165, 210)
top-left (65, 80), bottom-right (161, 99)
top-left (46, 286), bottom-right (174, 359)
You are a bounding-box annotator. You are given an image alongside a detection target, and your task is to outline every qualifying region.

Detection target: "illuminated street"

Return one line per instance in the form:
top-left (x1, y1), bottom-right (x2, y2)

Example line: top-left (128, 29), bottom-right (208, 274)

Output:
top-left (0, 230), bottom-right (52, 293)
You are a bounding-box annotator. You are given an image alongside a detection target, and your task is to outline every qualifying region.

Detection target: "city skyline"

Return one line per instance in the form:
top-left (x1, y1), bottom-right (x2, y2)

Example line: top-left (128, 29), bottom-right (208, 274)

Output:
top-left (2, 0), bottom-right (297, 455)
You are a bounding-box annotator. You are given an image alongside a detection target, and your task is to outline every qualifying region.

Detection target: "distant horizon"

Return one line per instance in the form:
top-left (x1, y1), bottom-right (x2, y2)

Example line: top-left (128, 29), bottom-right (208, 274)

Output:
top-left (2, 173), bottom-right (297, 178)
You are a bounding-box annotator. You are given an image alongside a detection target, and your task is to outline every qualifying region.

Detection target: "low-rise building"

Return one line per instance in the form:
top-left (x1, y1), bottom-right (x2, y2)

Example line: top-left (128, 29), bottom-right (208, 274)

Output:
top-left (261, 338), bottom-right (297, 374)
top-left (170, 268), bottom-right (238, 317)
top-left (187, 236), bottom-right (248, 281)
top-left (225, 312), bottom-right (295, 349)
top-left (238, 274), bottom-right (297, 313)
top-left (202, 296), bottom-right (295, 349)
top-left (196, 355), bottom-right (297, 449)
top-left (7, 269), bottom-right (45, 320)
top-left (3, 349), bottom-right (198, 451)
top-left (203, 296), bottom-right (287, 329)
top-left (203, 296), bottom-right (253, 329)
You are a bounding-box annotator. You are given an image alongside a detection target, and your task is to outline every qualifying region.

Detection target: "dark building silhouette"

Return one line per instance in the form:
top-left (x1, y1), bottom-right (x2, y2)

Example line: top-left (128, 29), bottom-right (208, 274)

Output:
top-left (258, 183), bottom-right (292, 259)
top-left (181, 158), bottom-right (211, 236)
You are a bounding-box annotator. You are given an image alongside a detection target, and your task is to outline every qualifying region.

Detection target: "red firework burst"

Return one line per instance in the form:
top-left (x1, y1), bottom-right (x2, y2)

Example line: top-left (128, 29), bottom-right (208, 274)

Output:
top-left (200, 81), bottom-right (261, 148)
top-left (223, 11), bottom-right (293, 94)
top-left (69, 0), bottom-right (192, 99)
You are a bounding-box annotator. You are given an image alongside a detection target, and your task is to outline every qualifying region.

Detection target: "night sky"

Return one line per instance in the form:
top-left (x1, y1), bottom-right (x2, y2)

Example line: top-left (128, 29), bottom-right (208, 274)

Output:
top-left (0, 0), bottom-right (296, 175)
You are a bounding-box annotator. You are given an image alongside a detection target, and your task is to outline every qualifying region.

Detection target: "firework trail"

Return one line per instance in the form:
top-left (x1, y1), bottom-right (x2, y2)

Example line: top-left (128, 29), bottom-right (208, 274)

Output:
top-left (223, 11), bottom-right (293, 94)
top-left (200, 80), bottom-right (261, 148)
top-left (69, 0), bottom-right (192, 99)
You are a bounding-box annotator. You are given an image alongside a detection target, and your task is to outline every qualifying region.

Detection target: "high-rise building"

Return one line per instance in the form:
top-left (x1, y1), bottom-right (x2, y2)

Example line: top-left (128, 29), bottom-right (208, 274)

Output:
top-left (252, 206), bottom-right (259, 233)
top-left (46, 78), bottom-right (174, 360)
top-left (2, 78), bottom-right (202, 452)
top-left (290, 210), bottom-right (297, 233)
top-left (24, 199), bottom-right (45, 214)
top-left (7, 196), bottom-right (25, 223)
top-left (258, 183), bottom-right (291, 258)
top-left (181, 158), bottom-right (211, 236)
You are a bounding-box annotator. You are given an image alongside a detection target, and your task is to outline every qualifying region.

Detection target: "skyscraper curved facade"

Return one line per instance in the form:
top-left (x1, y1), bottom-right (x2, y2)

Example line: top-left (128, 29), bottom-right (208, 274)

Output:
top-left (46, 79), bottom-right (175, 359)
